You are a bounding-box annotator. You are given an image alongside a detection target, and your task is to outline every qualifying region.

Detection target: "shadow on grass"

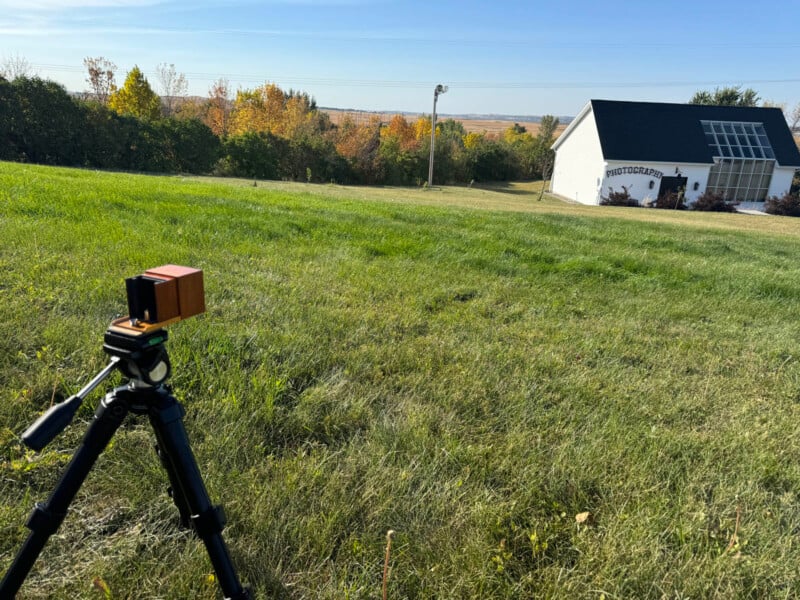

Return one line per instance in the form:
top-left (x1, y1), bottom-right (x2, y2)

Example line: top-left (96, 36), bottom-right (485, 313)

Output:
top-left (470, 181), bottom-right (545, 196)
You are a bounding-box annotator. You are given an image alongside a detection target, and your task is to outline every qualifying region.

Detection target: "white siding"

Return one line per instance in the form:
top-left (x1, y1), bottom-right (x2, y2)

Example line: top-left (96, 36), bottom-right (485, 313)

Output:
top-left (551, 108), bottom-right (605, 205)
top-left (682, 166), bottom-right (711, 204)
top-left (767, 166), bottom-right (796, 198)
top-left (601, 162), bottom-right (710, 205)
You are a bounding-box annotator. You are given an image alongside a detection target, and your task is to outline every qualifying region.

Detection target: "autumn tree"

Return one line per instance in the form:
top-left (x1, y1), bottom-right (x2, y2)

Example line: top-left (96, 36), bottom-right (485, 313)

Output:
top-left (204, 78), bottom-right (231, 137)
top-left (334, 116), bottom-right (384, 183)
top-left (414, 115), bottom-right (433, 141)
top-left (277, 93), bottom-right (315, 138)
top-left (463, 132), bottom-right (483, 149)
top-left (156, 62), bottom-right (188, 116)
top-left (83, 56), bottom-right (116, 104)
top-left (381, 114), bottom-right (418, 151)
top-left (226, 82), bottom-right (328, 142)
top-left (378, 115), bottom-right (428, 184)
top-left (108, 66), bottom-right (161, 120)
top-left (689, 86), bottom-right (759, 107)
top-left (229, 83), bottom-right (287, 135)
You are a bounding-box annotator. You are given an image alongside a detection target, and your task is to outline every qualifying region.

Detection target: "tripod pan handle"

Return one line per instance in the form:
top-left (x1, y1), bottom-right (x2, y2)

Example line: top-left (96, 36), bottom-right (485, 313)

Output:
top-left (22, 395), bottom-right (83, 451)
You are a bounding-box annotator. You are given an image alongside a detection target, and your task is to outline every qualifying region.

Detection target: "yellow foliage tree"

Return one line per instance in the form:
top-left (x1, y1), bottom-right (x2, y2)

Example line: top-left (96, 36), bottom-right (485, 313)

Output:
top-left (276, 94), bottom-right (312, 138)
top-left (108, 66), bottom-right (161, 120)
top-left (463, 132), bottom-right (484, 149)
top-left (230, 83), bottom-right (294, 135)
top-left (413, 116), bottom-right (433, 141)
top-left (229, 88), bottom-right (268, 135)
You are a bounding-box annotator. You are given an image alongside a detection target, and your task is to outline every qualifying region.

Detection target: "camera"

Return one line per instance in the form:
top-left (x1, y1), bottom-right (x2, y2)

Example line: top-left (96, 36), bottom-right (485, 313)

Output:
top-left (109, 265), bottom-right (205, 335)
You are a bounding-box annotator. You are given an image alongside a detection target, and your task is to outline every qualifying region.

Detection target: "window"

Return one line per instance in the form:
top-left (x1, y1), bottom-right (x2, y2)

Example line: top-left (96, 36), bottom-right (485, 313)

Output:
top-left (706, 157), bottom-right (775, 202)
top-left (700, 120), bottom-right (777, 202)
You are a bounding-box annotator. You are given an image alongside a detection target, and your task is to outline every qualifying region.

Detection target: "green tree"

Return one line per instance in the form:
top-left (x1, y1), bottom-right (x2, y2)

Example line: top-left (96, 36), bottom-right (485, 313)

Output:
top-left (537, 115), bottom-right (559, 143)
top-left (109, 66), bottom-right (161, 120)
top-left (535, 115), bottom-right (559, 181)
top-left (689, 86), bottom-right (760, 107)
top-left (462, 135), bottom-right (514, 182)
top-left (219, 132), bottom-right (286, 179)
top-left (12, 76), bottom-right (85, 165)
top-left (157, 118), bottom-right (220, 173)
top-left (80, 101), bottom-right (134, 168)
top-left (0, 76), bottom-right (20, 159)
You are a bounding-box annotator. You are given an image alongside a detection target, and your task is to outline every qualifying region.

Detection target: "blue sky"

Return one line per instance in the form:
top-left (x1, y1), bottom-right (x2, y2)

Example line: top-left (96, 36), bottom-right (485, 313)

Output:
top-left (1, 0), bottom-right (798, 118)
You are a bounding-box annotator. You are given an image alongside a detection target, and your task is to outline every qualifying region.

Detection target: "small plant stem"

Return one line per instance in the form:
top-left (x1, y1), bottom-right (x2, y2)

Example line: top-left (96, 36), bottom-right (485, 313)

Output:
top-left (725, 504), bottom-right (741, 553)
top-left (383, 529), bottom-right (395, 600)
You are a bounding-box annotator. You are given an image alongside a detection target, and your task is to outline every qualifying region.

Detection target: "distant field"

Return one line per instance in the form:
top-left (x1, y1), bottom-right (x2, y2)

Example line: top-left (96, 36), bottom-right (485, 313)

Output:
top-left (322, 108), bottom-right (567, 137)
top-left (4, 162), bottom-right (800, 598)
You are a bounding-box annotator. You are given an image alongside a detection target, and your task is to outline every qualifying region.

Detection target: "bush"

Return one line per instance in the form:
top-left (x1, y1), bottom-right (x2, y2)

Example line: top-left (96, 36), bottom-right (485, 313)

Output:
top-left (13, 77), bottom-right (86, 165)
top-left (600, 186), bottom-right (639, 207)
top-left (652, 190), bottom-right (687, 210)
top-left (156, 118), bottom-right (221, 174)
top-left (765, 192), bottom-right (800, 217)
top-left (219, 131), bottom-right (286, 180)
top-left (691, 191), bottom-right (738, 212)
top-left (0, 76), bottom-right (21, 160)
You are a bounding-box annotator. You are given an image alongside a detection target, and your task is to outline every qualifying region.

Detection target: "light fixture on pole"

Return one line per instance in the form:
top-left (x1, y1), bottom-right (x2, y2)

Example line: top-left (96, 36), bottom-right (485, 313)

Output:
top-left (428, 84), bottom-right (448, 188)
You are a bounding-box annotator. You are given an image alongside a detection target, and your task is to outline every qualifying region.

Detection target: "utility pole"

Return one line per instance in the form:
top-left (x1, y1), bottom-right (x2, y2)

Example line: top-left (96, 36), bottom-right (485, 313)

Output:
top-left (427, 84), bottom-right (448, 188)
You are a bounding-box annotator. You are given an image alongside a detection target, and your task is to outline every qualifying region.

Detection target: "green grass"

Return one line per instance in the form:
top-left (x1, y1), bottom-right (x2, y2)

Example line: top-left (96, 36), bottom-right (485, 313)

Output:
top-left (3, 162), bottom-right (800, 598)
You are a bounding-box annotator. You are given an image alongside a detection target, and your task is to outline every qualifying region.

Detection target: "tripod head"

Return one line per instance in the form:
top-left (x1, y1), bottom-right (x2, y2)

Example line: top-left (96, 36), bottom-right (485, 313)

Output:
top-left (21, 265), bottom-right (204, 452)
top-left (103, 327), bottom-right (171, 387)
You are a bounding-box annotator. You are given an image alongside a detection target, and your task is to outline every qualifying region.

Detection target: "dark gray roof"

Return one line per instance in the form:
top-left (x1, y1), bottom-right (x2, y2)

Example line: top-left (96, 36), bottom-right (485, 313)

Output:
top-left (591, 99), bottom-right (800, 167)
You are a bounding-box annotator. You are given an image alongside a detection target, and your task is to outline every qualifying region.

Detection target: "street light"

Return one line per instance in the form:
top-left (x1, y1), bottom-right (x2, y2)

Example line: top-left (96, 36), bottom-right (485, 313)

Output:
top-left (428, 84), bottom-right (448, 188)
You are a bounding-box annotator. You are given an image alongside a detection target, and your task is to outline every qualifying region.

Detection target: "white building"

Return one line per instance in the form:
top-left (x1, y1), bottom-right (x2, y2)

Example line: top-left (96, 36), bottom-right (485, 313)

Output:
top-left (551, 100), bottom-right (800, 210)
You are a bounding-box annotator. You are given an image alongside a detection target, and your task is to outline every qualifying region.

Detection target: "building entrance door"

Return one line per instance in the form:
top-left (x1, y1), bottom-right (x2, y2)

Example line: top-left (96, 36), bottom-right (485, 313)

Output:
top-left (658, 176), bottom-right (688, 198)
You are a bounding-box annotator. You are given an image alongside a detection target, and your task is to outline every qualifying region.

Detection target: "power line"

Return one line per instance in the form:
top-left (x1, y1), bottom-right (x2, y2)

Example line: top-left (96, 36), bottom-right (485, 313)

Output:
top-left (29, 62), bottom-right (800, 91)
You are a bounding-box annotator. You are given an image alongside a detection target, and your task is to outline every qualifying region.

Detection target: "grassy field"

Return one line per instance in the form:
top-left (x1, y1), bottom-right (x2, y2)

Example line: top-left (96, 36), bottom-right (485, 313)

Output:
top-left (3, 162), bottom-right (800, 599)
top-left (321, 108), bottom-right (568, 137)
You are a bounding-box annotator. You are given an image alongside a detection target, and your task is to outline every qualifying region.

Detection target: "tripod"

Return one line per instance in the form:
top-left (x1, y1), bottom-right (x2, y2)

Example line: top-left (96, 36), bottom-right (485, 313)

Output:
top-left (1, 326), bottom-right (251, 599)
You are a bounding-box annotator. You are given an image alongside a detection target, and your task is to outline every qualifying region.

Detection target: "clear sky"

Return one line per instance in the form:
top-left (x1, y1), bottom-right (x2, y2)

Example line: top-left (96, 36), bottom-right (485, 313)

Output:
top-left (1, 0), bottom-right (798, 118)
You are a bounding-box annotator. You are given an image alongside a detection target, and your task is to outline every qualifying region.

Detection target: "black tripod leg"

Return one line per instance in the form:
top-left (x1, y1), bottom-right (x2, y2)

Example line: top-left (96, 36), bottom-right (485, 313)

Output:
top-left (147, 389), bottom-right (250, 600)
top-left (0, 392), bottom-right (130, 598)
top-left (154, 441), bottom-right (192, 529)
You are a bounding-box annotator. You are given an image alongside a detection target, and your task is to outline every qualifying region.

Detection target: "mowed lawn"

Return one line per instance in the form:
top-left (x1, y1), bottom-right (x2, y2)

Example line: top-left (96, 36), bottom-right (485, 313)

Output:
top-left (3, 162), bottom-right (800, 599)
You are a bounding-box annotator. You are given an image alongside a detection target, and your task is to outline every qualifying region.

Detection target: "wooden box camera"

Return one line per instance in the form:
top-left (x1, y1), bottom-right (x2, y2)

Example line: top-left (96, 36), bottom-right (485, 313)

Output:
top-left (114, 265), bottom-right (205, 334)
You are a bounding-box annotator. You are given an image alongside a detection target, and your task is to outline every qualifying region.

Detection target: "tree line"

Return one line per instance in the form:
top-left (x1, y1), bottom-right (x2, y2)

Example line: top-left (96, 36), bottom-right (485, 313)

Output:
top-left (0, 59), bottom-right (559, 185)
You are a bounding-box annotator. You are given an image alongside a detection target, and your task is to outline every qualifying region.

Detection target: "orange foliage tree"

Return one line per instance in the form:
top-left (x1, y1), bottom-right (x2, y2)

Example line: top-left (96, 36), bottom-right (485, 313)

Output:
top-left (204, 78), bottom-right (231, 137)
top-left (334, 116), bottom-right (383, 183)
top-left (381, 115), bottom-right (418, 151)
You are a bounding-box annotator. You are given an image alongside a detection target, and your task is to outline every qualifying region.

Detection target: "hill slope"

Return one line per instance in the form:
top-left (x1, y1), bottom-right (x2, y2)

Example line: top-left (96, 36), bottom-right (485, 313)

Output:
top-left (2, 163), bottom-right (800, 598)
